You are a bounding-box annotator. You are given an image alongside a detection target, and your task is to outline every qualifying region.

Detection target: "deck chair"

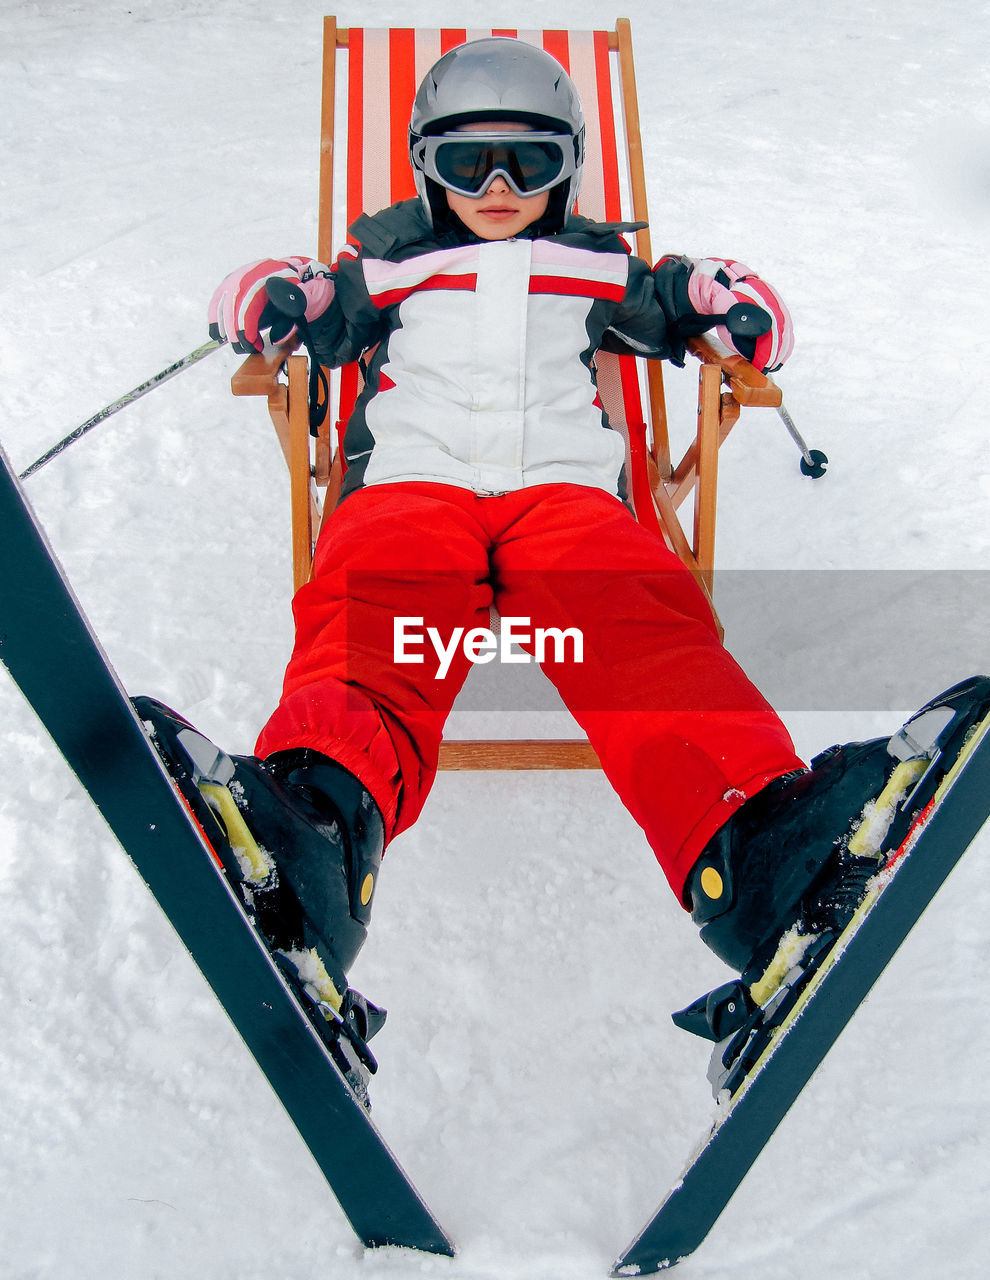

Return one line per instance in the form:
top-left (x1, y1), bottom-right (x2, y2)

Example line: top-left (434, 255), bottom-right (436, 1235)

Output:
top-left (230, 17), bottom-right (783, 769)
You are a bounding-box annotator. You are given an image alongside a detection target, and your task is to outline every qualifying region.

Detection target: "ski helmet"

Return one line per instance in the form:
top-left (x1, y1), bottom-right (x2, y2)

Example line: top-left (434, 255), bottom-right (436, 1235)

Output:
top-left (408, 38), bottom-right (586, 231)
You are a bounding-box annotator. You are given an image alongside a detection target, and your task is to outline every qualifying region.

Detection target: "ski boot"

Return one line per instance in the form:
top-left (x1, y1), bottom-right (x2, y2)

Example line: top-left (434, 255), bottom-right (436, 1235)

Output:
top-left (133, 697), bottom-right (386, 1104)
top-left (674, 675), bottom-right (990, 1097)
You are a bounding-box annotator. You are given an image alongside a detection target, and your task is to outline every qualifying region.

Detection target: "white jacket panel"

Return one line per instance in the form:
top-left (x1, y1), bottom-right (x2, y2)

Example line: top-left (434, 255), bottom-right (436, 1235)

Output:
top-left (359, 238), bottom-right (629, 495)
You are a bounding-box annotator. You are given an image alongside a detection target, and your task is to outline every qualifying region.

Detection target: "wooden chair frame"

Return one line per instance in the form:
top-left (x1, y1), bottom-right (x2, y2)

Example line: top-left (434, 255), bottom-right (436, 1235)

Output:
top-left (230, 17), bottom-right (782, 770)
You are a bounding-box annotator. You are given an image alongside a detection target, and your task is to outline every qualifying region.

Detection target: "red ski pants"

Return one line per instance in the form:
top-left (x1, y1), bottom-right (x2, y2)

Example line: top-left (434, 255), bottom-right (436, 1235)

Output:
top-left (256, 482), bottom-right (804, 901)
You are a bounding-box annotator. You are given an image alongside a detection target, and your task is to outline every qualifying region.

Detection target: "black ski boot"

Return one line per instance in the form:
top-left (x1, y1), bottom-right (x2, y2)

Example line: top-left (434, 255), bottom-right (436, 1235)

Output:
top-left (685, 675), bottom-right (990, 983)
top-left (133, 697), bottom-right (386, 1097)
top-left (675, 676), bottom-right (990, 1097)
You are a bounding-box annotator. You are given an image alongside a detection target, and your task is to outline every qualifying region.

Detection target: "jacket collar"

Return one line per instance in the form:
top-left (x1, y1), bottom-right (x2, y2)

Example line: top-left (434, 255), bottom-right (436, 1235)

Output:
top-left (349, 198), bottom-right (648, 257)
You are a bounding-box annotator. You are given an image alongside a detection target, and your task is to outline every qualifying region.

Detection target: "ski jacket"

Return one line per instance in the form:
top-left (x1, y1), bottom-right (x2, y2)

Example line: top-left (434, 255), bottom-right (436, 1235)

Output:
top-left (308, 199), bottom-right (677, 501)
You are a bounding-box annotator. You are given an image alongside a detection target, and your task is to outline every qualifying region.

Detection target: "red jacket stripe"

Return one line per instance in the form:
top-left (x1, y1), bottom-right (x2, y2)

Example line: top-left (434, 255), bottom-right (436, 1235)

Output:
top-left (371, 273), bottom-right (479, 309)
top-left (529, 275), bottom-right (627, 301)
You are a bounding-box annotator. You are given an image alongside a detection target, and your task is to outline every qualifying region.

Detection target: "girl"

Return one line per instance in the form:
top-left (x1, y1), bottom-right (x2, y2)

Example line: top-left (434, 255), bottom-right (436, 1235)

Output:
top-left (143, 39), bottom-right (964, 1042)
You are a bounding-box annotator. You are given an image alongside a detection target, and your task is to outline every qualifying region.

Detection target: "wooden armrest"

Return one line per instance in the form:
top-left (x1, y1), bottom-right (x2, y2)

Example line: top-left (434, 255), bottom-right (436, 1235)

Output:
top-left (686, 335), bottom-right (782, 408)
top-left (230, 350), bottom-right (287, 397)
top-left (230, 340), bottom-right (303, 397)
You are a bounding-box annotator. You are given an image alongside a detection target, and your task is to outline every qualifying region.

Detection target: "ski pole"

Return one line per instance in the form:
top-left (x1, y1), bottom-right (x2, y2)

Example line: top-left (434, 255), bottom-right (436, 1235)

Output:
top-left (687, 303), bottom-right (829, 480)
top-left (18, 337), bottom-right (225, 481)
top-left (771, 392), bottom-right (828, 478)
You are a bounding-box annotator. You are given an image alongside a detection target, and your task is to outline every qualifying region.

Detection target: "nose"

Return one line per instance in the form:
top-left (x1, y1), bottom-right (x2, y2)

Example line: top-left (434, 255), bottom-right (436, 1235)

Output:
top-left (485, 174), bottom-right (510, 195)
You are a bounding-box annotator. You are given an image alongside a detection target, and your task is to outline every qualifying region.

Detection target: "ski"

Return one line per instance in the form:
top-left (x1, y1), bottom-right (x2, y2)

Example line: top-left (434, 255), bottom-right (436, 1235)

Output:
top-left (612, 697), bottom-right (990, 1275)
top-left (0, 442), bottom-right (455, 1259)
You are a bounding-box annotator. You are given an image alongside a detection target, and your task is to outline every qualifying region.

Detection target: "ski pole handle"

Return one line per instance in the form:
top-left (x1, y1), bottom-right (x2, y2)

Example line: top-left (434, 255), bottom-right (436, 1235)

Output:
top-left (264, 275), bottom-right (330, 436)
top-left (264, 275), bottom-right (309, 320)
top-left (711, 301), bottom-right (772, 340)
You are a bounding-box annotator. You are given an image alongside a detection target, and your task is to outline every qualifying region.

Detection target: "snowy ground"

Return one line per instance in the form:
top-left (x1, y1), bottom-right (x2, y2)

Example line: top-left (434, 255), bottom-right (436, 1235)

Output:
top-left (1, 1), bottom-right (989, 1277)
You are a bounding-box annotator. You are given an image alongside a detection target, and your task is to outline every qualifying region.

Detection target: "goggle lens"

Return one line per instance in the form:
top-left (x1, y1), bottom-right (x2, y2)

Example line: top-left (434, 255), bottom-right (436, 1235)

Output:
top-left (413, 132), bottom-right (578, 198)
top-left (433, 139), bottom-right (567, 195)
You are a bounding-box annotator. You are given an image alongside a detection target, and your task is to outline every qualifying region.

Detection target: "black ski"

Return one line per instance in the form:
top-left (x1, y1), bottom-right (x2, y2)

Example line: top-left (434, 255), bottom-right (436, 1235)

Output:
top-left (612, 705), bottom-right (990, 1275)
top-left (0, 443), bottom-right (455, 1259)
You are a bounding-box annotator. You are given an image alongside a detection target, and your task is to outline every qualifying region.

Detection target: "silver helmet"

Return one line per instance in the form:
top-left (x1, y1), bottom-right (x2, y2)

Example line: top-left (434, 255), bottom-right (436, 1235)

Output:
top-left (408, 38), bottom-right (586, 230)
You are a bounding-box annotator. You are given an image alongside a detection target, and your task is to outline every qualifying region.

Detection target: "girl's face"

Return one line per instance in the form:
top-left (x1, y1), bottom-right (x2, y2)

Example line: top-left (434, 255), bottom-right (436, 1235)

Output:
top-left (445, 178), bottom-right (550, 240)
top-left (442, 121), bottom-right (550, 241)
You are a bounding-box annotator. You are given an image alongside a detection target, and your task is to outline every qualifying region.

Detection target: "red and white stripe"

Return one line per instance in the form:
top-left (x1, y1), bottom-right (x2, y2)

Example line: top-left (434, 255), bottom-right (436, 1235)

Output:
top-left (529, 240), bottom-right (628, 301)
top-left (363, 244), bottom-right (481, 309)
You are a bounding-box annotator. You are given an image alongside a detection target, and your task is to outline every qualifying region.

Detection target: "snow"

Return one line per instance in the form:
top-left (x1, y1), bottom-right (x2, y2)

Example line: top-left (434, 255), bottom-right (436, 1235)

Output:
top-left (1, 1), bottom-right (988, 1277)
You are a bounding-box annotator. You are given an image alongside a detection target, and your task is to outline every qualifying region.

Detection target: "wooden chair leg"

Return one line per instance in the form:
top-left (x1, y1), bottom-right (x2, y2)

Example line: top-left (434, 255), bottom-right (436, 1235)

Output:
top-left (646, 358), bottom-right (672, 482)
top-left (286, 355), bottom-right (318, 593)
top-left (694, 363), bottom-right (722, 596)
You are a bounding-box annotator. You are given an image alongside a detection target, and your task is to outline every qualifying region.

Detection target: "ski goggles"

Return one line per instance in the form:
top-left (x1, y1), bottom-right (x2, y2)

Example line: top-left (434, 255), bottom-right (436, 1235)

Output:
top-left (410, 131), bottom-right (581, 199)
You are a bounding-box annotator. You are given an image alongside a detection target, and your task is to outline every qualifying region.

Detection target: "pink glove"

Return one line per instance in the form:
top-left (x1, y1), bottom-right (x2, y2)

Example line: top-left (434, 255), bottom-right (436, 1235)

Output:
top-left (685, 258), bottom-right (793, 373)
top-left (208, 257), bottom-right (335, 354)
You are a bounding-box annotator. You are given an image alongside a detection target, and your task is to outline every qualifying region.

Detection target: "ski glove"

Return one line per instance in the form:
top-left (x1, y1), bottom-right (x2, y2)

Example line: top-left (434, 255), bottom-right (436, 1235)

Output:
top-left (208, 258), bottom-right (335, 354)
top-left (653, 255), bottom-right (794, 373)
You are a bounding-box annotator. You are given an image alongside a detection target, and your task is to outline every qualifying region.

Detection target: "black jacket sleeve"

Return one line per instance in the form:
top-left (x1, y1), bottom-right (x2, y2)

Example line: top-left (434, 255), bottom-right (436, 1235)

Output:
top-left (306, 248), bottom-right (387, 369)
top-left (600, 254), bottom-right (680, 361)
top-left (652, 254), bottom-right (724, 366)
